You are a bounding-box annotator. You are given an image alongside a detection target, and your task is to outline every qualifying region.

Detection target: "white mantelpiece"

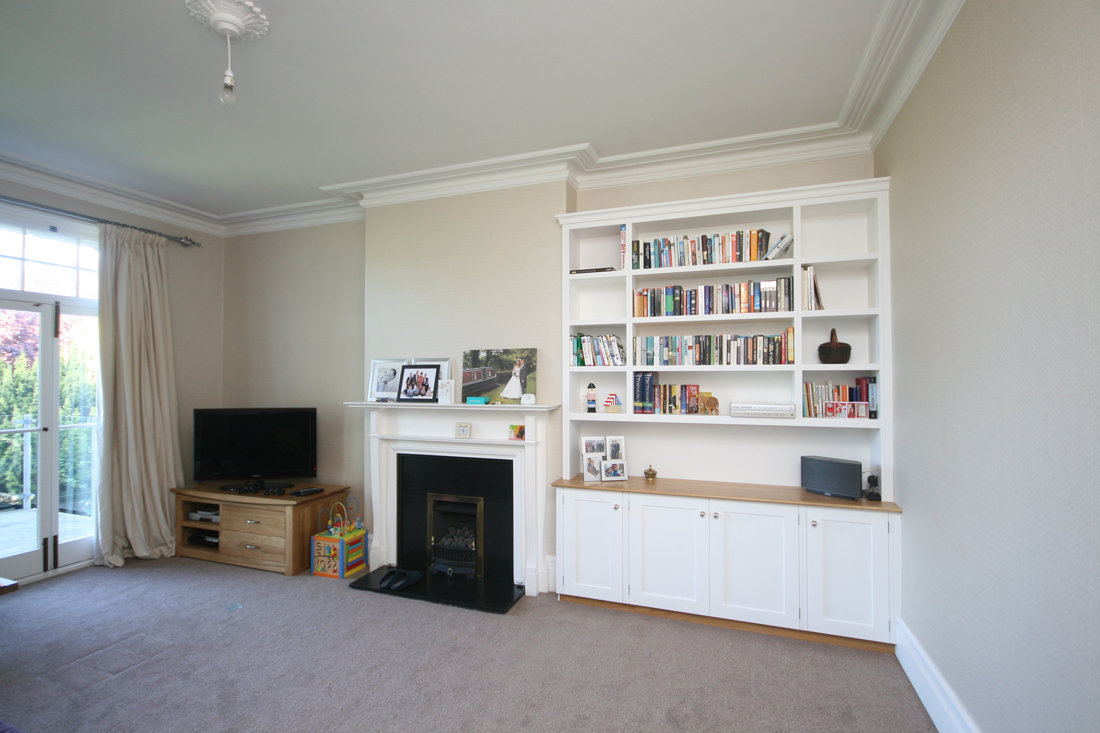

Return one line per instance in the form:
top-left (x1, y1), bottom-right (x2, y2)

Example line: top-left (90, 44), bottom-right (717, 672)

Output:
top-left (346, 402), bottom-right (559, 596)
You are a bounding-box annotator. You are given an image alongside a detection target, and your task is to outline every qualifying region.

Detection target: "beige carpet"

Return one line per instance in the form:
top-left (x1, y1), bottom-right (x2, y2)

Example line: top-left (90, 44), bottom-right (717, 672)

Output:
top-left (0, 558), bottom-right (935, 732)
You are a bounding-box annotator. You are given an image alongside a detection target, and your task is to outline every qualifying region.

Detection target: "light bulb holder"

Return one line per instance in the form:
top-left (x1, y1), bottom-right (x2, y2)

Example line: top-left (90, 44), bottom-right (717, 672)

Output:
top-left (186, 1), bottom-right (269, 41)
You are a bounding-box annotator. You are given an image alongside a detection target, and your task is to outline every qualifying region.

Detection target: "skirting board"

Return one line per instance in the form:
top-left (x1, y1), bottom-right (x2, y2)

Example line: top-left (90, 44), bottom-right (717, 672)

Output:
top-left (895, 618), bottom-right (982, 733)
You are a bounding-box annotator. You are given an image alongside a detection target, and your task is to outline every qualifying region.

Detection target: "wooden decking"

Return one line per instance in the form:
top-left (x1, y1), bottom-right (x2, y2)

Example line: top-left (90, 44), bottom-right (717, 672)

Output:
top-left (0, 508), bottom-right (93, 557)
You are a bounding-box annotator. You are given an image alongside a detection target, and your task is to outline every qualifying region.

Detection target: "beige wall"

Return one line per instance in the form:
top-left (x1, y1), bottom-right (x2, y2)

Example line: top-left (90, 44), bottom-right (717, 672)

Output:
top-left (0, 178), bottom-right (226, 482)
top-left (222, 220), bottom-right (366, 502)
top-left (874, 1), bottom-right (1100, 730)
top-left (362, 183), bottom-right (569, 530)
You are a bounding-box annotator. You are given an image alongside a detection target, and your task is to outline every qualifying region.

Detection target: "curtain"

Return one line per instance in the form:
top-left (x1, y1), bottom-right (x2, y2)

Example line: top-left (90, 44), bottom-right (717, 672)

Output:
top-left (94, 225), bottom-right (184, 567)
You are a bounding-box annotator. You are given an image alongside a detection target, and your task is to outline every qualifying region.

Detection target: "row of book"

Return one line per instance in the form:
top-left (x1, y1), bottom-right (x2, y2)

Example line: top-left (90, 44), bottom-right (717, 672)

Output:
top-left (634, 327), bottom-right (795, 366)
top-left (633, 277), bottom-right (795, 318)
top-left (803, 377), bottom-right (878, 418)
top-left (632, 373), bottom-right (714, 415)
top-left (571, 333), bottom-right (627, 367)
top-left (631, 231), bottom-right (793, 270)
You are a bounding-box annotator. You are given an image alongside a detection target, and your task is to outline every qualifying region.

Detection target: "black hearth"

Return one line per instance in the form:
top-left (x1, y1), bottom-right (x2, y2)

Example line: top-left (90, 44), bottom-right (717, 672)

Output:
top-left (349, 454), bottom-right (524, 613)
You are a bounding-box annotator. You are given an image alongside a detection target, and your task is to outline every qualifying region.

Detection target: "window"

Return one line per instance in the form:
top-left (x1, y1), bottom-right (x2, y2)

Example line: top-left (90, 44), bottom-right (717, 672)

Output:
top-left (0, 206), bottom-right (99, 301)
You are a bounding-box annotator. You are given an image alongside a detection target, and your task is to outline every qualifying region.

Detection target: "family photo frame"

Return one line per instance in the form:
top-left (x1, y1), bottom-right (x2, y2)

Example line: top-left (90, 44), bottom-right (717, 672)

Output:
top-left (396, 364), bottom-right (440, 402)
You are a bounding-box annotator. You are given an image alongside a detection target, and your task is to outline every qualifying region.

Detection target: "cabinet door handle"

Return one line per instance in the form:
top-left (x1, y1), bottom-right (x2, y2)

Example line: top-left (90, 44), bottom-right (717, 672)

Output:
top-left (613, 504), bottom-right (619, 510)
top-left (699, 511), bottom-right (705, 517)
top-left (246, 519), bottom-right (260, 524)
top-left (811, 520), bottom-right (818, 527)
top-left (713, 512), bottom-right (719, 519)
top-left (245, 544), bottom-right (260, 550)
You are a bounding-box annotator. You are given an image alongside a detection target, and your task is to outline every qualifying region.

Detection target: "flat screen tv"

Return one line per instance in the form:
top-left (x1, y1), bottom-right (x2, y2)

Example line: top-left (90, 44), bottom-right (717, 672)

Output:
top-left (193, 408), bottom-right (317, 483)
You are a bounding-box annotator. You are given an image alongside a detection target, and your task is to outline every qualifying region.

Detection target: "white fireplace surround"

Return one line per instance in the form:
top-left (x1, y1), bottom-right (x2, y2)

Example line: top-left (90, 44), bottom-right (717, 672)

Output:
top-left (346, 402), bottom-right (559, 596)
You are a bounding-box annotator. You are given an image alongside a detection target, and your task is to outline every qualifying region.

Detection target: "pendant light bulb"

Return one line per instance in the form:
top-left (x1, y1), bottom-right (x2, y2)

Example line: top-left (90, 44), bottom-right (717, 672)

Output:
top-left (220, 71), bottom-right (236, 105)
top-left (218, 34), bottom-right (236, 105)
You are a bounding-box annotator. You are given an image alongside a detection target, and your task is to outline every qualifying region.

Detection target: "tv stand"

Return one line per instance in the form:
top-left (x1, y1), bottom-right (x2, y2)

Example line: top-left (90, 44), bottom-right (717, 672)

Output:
top-left (173, 481), bottom-right (350, 576)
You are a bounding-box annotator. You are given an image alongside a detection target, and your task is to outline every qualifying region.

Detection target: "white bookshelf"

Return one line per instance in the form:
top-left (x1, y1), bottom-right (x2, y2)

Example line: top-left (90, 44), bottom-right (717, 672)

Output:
top-left (557, 178), bottom-right (894, 500)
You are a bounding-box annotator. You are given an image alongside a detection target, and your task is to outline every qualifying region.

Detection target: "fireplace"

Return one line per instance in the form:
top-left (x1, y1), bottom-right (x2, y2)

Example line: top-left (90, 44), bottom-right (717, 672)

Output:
top-left (428, 494), bottom-right (482, 579)
top-left (350, 453), bottom-right (525, 612)
top-left (346, 400), bottom-right (558, 608)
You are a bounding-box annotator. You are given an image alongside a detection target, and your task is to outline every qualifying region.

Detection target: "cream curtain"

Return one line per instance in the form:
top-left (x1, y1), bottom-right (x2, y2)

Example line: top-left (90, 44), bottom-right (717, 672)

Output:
top-left (94, 225), bottom-right (185, 567)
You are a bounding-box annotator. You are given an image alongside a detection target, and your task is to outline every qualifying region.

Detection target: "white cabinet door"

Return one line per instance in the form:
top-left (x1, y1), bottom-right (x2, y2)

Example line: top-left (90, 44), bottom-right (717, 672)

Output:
top-left (709, 499), bottom-right (801, 629)
top-left (560, 488), bottom-right (624, 603)
top-left (627, 492), bottom-right (710, 615)
top-left (805, 506), bottom-right (891, 643)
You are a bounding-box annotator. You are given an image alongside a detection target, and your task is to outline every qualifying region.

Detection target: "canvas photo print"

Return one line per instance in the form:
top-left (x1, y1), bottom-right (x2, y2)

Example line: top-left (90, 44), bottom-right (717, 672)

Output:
top-left (461, 348), bottom-right (536, 404)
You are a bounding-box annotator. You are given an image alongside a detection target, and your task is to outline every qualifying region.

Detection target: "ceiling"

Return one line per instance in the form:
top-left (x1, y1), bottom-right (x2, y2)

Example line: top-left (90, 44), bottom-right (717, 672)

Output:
top-left (0, 0), bottom-right (960, 234)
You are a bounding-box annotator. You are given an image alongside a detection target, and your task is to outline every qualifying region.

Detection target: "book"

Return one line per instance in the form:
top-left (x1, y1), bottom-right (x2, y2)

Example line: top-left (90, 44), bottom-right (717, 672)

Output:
top-left (763, 233), bottom-right (793, 260)
top-left (569, 266), bottom-right (615, 274)
top-left (632, 240), bottom-right (640, 270)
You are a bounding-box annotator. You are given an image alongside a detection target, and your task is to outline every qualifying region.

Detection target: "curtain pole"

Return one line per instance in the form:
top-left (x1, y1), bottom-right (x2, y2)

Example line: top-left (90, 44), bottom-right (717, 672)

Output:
top-left (0, 194), bottom-right (202, 247)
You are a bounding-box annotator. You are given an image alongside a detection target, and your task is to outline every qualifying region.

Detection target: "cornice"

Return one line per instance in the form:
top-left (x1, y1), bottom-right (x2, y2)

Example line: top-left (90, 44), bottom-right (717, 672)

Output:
top-left (868, 0), bottom-right (967, 149)
top-left (0, 154), bottom-right (225, 237)
top-left (320, 144), bottom-right (598, 209)
top-left (219, 199), bottom-right (365, 237)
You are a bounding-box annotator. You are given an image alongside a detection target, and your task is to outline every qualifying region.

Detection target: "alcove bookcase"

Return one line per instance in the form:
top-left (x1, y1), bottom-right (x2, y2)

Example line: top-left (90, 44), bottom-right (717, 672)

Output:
top-left (556, 178), bottom-right (893, 500)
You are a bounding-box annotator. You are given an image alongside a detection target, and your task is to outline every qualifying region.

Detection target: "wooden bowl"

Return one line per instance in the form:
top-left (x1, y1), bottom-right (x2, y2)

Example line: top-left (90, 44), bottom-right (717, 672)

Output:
top-left (818, 328), bottom-right (851, 364)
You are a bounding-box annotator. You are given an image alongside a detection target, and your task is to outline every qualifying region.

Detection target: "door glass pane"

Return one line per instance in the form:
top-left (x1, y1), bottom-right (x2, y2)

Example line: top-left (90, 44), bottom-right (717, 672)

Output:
top-left (0, 308), bottom-right (40, 560)
top-left (58, 314), bottom-right (97, 542)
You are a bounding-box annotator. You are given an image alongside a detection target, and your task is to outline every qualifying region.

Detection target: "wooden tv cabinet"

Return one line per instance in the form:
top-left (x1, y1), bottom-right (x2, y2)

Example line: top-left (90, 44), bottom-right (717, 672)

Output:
top-left (173, 482), bottom-right (350, 576)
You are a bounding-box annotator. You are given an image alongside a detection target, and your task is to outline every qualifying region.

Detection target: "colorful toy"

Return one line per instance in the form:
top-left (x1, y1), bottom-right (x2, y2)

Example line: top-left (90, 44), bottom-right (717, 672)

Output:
top-left (603, 393), bottom-right (622, 413)
top-left (311, 500), bottom-right (368, 579)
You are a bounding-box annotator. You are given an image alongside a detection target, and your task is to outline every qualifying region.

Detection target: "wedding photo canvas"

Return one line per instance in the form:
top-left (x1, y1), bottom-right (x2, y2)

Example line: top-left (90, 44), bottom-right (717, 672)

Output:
top-left (461, 348), bottom-right (536, 404)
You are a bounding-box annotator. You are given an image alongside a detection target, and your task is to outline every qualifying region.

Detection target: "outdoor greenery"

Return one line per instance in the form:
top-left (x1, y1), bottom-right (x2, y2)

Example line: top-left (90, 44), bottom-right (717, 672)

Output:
top-left (0, 310), bottom-right (97, 515)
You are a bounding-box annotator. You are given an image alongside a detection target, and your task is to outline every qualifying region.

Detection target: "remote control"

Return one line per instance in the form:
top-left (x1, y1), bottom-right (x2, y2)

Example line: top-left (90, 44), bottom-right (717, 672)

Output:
top-left (291, 487), bottom-right (323, 497)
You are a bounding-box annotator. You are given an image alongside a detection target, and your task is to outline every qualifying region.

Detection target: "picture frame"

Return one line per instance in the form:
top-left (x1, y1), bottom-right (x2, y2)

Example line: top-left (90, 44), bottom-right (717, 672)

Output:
top-left (455, 422), bottom-right (472, 439)
top-left (601, 460), bottom-right (627, 481)
top-left (368, 358), bottom-right (408, 401)
top-left (582, 453), bottom-right (603, 482)
top-left (508, 425), bottom-right (525, 441)
top-left (605, 436), bottom-right (625, 461)
top-left (437, 379), bottom-right (455, 404)
top-left (396, 364), bottom-right (440, 402)
top-left (412, 357), bottom-right (452, 381)
top-left (581, 436), bottom-right (606, 458)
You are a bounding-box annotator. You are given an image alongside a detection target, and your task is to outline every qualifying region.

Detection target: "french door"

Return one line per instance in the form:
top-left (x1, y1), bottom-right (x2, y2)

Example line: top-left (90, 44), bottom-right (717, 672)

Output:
top-left (0, 298), bottom-right (98, 579)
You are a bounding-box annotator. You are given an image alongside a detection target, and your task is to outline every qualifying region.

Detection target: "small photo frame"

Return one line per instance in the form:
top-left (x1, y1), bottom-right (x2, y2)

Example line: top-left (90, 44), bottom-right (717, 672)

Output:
top-left (601, 460), bottom-right (627, 481)
top-left (582, 453), bottom-right (603, 482)
top-left (396, 364), bottom-right (440, 402)
top-left (508, 425), bottom-right (525, 441)
top-left (437, 379), bottom-right (455, 405)
top-left (412, 357), bottom-right (452, 381)
top-left (581, 436), bottom-right (606, 458)
top-left (605, 436), bottom-right (625, 461)
top-left (455, 422), bottom-right (472, 439)
top-left (368, 358), bottom-right (407, 401)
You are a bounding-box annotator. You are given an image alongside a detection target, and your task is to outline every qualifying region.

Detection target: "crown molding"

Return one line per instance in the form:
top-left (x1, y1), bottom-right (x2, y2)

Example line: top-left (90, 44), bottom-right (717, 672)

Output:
top-left (576, 131), bottom-right (873, 191)
top-left (0, 154), bottom-right (226, 237)
top-left (321, 144), bottom-right (598, 209)
top-left (869, 0), bottom-right (967, 149)
top-left (838, 0), bottom-right (925, 132)
top-left (219, 198), bottom-right (364, 237)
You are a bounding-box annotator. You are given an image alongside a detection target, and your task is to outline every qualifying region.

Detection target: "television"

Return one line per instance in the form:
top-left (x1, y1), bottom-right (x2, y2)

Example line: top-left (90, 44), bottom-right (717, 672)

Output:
top-left (193, 408), bottom-right (317, 485)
